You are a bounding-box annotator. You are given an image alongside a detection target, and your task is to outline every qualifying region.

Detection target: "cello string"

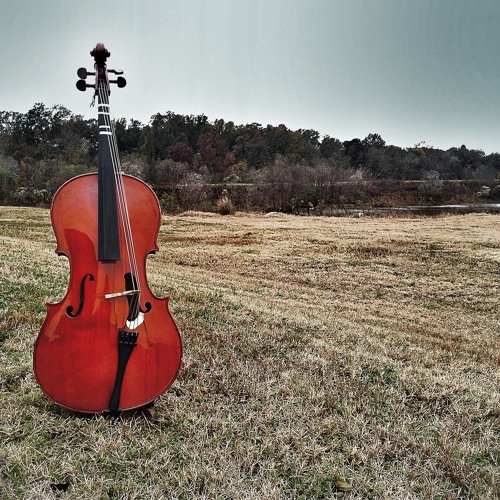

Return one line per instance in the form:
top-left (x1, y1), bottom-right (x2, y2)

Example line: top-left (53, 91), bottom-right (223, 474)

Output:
top-left (107, 103), bottom-right (141, 291)
top-left (98, 80), bottom-right (133, 267)
top-left (98, 81), bottom-right (142, 318)
top-left (98, 82), bottom-right (129, 265)
top-left (111, 123), bottom-right (141, 293)
top-left (100, 83), bottom-right (141, 324)
top-left (103, 86), bottom-right (142, 322)
top-left (101, 84), bottom-right (139, 287)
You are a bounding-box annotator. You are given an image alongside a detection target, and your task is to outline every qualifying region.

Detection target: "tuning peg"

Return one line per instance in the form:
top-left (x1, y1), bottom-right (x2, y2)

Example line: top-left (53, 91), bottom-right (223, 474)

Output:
top-left (76, 79), bottom-right (95, 91)
top-left (110, 77), bottom-right (126, 88)
top-left (108, 69), bottom-right (124, 75)
top-left (77, 67), bottom-right (96, 79)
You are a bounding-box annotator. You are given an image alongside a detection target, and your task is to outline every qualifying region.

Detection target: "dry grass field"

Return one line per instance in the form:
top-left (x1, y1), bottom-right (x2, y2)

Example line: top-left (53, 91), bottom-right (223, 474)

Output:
top-left (0, 206), bottom-right (499, 498)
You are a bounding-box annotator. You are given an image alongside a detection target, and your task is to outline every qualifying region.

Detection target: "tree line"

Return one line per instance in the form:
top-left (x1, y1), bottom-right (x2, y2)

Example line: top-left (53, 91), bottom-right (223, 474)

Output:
top-left (1, 103), bottom-right (499, 212)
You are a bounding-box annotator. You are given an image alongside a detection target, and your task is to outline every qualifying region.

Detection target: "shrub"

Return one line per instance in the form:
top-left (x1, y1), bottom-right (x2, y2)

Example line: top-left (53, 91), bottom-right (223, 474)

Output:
top-left (477, 185), bottom-right (491, 198)
top-left (159, 193), bottom-right (179, 213)
top-left (490, 184), bottom-right (500, 200)
top-left (215, 195), bottom-right (235, 215)
top-left (0, 167), bottom-right (17, 204)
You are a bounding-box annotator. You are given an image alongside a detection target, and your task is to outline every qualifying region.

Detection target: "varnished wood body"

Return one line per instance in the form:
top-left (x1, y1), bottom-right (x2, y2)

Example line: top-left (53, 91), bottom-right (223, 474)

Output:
top-left (33, 173), bottom-right (182, 413)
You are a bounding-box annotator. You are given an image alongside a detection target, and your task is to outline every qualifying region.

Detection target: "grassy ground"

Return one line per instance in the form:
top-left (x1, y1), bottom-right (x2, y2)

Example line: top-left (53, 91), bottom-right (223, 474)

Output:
top-left (0, 206), bottom-right (499, 499)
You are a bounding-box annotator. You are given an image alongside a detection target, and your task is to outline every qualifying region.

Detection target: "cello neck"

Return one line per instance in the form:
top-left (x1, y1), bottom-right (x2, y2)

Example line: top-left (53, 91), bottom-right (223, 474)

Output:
top-left (76, 43), bottom-right (128, 262)
top-left (96, 71), bottom-right (121, 261)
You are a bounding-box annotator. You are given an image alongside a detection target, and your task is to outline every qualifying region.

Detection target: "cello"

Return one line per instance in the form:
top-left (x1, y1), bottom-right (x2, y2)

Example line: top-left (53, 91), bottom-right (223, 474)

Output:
top-left (33, 43), bottom-right (182, 414)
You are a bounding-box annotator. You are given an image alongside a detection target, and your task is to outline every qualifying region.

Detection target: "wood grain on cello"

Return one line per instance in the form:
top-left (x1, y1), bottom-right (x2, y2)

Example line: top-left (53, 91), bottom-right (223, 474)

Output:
top-left (33, 44), bottom-right (182, 414)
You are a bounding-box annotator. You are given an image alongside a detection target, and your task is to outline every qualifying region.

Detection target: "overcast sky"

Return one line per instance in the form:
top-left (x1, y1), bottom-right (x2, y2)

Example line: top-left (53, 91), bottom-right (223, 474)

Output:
top-left (1, 0), bottom-right (500, 153)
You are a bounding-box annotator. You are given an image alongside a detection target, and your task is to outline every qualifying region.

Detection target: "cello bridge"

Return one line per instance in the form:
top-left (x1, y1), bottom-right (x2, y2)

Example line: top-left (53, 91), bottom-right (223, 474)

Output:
top-left (104, 290), bottom-right (139, 299)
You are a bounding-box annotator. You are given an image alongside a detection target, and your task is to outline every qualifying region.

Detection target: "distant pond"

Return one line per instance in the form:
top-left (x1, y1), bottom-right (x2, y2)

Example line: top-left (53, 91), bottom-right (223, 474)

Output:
top-left (344, 203), bottom-right (500, 217)
top-left (298, 203), bottom-right (500, 217)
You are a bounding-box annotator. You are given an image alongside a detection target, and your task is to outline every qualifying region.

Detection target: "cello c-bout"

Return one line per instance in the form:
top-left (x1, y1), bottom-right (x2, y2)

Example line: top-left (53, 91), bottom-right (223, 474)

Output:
top-left (33, 44), bottom-right (182, 414)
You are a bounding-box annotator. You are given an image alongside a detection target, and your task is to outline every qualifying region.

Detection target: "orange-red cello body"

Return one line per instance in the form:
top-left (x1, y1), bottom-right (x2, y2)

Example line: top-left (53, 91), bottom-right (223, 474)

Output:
top-left (34, 173), bottom-right (182, 413)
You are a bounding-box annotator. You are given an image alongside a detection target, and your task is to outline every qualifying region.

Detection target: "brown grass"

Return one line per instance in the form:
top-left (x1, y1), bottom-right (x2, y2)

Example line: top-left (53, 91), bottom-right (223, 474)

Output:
top-left (0, 207), bottom-right (499, 498)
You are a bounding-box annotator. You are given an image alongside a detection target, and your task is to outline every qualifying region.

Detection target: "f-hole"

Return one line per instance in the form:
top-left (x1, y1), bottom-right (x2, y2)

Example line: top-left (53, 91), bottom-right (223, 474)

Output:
top-left (124, 273), bottom-right (151, 322)
top-left (66, 274), bottom-right (94, 317)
